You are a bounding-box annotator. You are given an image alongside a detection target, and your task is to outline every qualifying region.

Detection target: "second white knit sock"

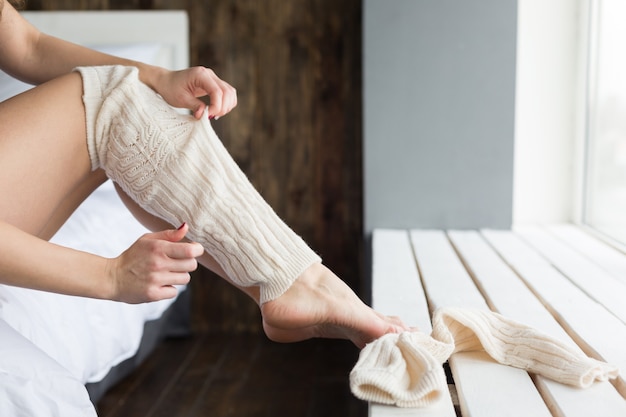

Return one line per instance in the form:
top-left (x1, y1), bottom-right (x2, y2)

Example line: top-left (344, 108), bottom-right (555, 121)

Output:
top-left (77, 65), bottom-right (321, 303)
top-left (350, 307), bottom-right (619, 408)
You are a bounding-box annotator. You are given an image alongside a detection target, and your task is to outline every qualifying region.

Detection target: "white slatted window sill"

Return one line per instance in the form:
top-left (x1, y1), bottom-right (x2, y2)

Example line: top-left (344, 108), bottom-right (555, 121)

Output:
top-left (370, 224), bottom-right (626, 417)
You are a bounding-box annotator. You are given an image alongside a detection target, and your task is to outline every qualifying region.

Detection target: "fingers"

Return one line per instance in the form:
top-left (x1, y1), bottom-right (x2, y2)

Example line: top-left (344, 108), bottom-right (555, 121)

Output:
top-left (166, 241), bottom-right (204, 262)
top-left (146, 281), bottom-right (186, 302)
top-left (192, 103), bottom-right (207, 120)
top-left (155, 66), bottom-right (237, 120)
top-left (113, 224), bottom-right (205, 304)
top-left (373, 311), bottom-right (413, 334)
top-left (387, 315), bottom-right (412, 332)
top-left (148, 223), bottom-right (203, 253)
top-left (211, 78), bottom-right (237, 119)
top-left (153, 285), bottom-right (179, 301)
top-left (187, 67), bottom-right (237, 120)
top-left (148, 223), bottom-right (204, 267)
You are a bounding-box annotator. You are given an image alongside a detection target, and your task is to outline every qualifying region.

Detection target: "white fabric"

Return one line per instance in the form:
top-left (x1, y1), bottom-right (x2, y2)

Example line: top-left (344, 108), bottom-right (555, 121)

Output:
top-left (0, 177), bottom-right (183, 417)
top-left (350, 307), bottom-right (619, 408)
top-left (0, 180), bottom-right (181, 384)
top-left (0, 321), bottom-right (97, 417)
top-left (0, 71), bottom-right (31, 102)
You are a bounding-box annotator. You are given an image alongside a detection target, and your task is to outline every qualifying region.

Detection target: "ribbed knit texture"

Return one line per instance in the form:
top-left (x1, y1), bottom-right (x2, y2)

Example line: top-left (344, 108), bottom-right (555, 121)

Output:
top-left (77, 65), bottom-right (321, 303)
top-left (350, 307), bottom-right (619, 408)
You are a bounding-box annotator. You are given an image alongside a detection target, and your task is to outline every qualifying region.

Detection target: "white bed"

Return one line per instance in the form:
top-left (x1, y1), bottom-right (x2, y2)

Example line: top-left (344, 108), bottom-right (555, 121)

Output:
top-left (0, 10), bottom-right (190, 416)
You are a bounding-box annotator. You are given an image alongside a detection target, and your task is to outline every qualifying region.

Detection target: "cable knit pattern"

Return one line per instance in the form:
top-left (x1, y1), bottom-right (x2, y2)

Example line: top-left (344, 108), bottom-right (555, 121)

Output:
top-left (350, 307), bottom-right (619, 408)
top-left (77, 65), bottom-right (321, 303)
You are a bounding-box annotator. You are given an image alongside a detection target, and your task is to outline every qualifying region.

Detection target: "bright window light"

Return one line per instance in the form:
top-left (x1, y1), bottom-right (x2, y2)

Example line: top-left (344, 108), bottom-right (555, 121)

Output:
top-left (584, 0), bottom-right (626, 243)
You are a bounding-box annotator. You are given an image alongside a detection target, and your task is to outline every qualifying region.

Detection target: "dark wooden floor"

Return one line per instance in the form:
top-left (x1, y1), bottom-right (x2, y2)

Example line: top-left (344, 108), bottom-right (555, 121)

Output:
top-left (96, 332), bottom-right (367, 417)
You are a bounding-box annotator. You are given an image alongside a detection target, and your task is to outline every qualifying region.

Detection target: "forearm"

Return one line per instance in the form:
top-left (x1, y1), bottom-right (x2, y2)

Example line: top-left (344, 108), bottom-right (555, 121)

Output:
top-left (0, 3), bottom-right (164, 88)
top-left (0, 221), bottom-right (114, 299)
top-left (26, 32), bottom-right (166, 87)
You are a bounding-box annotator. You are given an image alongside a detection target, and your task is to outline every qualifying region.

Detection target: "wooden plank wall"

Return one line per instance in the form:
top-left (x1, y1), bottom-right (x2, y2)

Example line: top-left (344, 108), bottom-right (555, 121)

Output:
top-left (23, 0), bottom-right (364, 333)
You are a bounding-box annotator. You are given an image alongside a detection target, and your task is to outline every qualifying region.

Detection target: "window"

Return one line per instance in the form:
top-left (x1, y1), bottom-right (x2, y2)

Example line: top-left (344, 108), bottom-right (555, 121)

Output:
top-left (583, 0), bottom-right (626, 243)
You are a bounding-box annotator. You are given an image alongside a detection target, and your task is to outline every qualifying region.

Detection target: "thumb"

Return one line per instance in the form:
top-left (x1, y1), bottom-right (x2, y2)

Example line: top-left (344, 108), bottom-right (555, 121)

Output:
top-left (151, 222), bottom-right (189, 243)
top-left (183, 97), bottom-right (206, 120)
top-left (193, 102), bottom-right (207, 119)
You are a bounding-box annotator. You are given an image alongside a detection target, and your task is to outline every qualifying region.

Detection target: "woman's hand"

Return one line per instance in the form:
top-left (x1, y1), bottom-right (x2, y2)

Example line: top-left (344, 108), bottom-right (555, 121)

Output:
top-left (1, 1), bottom-right (237, 119)
top-left (152, 66), bottom-right (238, 120)
top-left (107, 223), bottom-right (204, 304)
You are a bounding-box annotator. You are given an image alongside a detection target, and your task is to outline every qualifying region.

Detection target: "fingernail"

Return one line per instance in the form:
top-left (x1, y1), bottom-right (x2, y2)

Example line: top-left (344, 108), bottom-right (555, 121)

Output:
top-left (177, 222), bottom-right (186, 230)
top-left (208, 115), bottom-right (215, 120)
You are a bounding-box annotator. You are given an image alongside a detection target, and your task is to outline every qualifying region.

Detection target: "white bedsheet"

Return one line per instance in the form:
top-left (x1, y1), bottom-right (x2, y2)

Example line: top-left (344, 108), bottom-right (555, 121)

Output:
top-left (0, 181), bottom-right (184, 415)
top-left (0, 321), bottom-right (97, 417)
top-left (1, 179), bottom-right (183, 380)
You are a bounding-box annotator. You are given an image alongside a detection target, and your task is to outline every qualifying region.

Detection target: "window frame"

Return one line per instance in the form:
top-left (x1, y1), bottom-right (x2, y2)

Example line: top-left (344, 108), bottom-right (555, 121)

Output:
top-left (578, 0), bottom-right (626, 249)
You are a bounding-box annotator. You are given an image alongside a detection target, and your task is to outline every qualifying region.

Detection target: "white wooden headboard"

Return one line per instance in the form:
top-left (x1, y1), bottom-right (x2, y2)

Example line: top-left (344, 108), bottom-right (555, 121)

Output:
top-left (21, 10), bottom-right (189, 70)
top-left (0, 10), bottom-right (189, 102)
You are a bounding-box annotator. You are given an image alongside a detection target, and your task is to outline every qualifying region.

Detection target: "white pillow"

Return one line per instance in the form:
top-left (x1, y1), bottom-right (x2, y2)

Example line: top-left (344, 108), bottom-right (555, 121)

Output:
top-left (87, 42), bottom-right (162, 66)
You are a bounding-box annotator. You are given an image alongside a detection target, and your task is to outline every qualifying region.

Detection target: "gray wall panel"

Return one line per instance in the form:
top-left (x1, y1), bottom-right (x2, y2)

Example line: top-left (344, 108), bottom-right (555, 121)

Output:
top-left (364, 0), bottom-right (518, 233)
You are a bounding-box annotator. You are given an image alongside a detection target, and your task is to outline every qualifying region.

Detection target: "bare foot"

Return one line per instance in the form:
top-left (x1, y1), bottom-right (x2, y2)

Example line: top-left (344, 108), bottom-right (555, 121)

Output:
top-left (260, 262), bottom-right (408, 348)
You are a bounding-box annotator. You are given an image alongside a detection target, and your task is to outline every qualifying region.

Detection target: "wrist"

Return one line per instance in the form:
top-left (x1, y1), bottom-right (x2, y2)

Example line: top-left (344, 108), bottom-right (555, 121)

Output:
top-left (135, 62), bottom-right (168, 91)
top-left (101, 256), bottom-right (120, 301)
top-left (68, 251), bottom-right (118, 301)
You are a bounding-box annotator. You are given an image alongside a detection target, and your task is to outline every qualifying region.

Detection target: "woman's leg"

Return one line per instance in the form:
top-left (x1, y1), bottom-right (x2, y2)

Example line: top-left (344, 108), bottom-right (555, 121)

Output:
top-left (0, 67), bottom-right (405, 347)
top-left (116, 185), bottom-right (404, 348)
top-left (113, 184), bottom-right (259, 302)
top-left (0, 72), bottom-right (106, 240)
top-left (79, 65), bottom-right (323, 304)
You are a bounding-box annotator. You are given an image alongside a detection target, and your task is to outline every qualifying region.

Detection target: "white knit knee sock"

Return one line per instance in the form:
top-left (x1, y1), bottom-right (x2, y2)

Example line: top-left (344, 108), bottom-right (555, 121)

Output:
top-left (76, 65), bottom-right (321, 303)
top-left (350, 307), bottom-right (619, 408)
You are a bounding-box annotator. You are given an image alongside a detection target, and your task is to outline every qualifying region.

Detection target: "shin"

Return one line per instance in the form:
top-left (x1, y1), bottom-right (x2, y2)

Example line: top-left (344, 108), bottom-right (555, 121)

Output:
top-left (77, 66), bottom-right (320, 303)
